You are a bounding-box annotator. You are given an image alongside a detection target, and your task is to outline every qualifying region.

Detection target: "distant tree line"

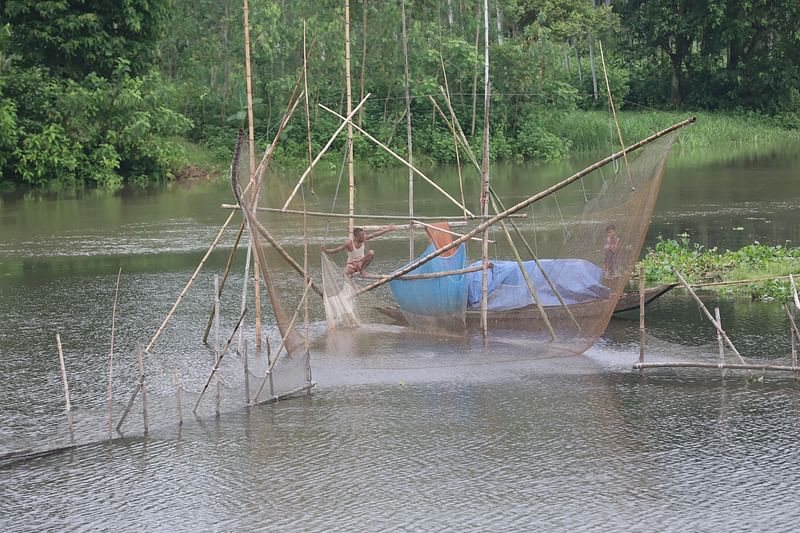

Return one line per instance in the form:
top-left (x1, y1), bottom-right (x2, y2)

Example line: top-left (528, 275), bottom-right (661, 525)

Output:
top-left (1, 0), bottom-right (799, 187)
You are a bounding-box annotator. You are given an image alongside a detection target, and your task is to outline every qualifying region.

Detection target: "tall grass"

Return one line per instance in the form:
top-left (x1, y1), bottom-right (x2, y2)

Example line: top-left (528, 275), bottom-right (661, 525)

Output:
top-left (548, 110), bottom-right (800, 156)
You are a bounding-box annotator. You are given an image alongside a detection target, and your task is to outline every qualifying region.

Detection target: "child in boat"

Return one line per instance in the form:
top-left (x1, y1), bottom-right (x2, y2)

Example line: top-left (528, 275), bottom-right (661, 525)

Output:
top-left (321, 224), bottom-right (395, 277)
top-left (604, 224), bottom-right (621, 277)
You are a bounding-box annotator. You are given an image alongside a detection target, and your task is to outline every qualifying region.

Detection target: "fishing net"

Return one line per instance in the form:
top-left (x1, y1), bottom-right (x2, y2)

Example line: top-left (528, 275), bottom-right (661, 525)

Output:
top-left (321, 253), bottom-right (360, 329)
top-left (369, 130), bottom-right (679, 358)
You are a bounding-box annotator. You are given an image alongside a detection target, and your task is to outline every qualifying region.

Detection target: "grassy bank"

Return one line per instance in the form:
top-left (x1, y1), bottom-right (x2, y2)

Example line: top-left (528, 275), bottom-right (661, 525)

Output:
top-left (639, 237), bottom-right (800, 301)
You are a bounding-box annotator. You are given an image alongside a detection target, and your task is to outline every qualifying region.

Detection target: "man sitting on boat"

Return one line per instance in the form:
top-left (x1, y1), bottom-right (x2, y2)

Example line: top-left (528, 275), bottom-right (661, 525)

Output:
top-left (321, 225), bottom-right (395, 277)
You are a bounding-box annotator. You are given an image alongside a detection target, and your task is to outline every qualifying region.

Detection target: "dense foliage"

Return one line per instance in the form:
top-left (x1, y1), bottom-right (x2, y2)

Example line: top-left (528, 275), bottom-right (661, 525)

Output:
top-left (641, 237), bottom-right (800, 301)
top-left (2, 0), bottom-right (800, 187)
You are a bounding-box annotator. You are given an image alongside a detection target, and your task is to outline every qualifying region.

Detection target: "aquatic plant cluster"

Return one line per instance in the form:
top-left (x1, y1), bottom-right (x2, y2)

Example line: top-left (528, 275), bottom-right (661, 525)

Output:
top-left (640, 237), bottom-right (800, 301)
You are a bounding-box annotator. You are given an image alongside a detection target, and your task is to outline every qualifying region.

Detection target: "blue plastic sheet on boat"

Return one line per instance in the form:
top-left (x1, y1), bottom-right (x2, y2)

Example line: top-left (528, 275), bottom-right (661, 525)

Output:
top-left (466, 259), bottom-right (610, 311)
top-left (389, 243), bottom-right (468, 316)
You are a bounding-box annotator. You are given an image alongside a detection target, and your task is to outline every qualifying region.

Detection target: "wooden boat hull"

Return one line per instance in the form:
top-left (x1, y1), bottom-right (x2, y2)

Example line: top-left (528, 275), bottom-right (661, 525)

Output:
top-left (375, 283), bottom-right (677, 327)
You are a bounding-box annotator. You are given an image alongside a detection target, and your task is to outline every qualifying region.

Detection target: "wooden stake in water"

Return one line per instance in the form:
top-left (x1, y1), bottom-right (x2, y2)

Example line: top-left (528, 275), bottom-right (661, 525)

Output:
top-left (174, 368), bottom-right (183, 426)
top-left (137, 345), bottom-right (148, 435)
top-left (56, 333), bottom-right (71, 412)
top-left (715, 307), bottom-right (726, 377)
top-left (214, 275), bottom-right (221, 416)
top-left (243, 339), bottom-right (250, 405)
top-left (108, 267), bottom-right (122, 438)
top-left (639, 264), bottom-right (646, 377)
top-left (784, 303), bottom-right (799, 375)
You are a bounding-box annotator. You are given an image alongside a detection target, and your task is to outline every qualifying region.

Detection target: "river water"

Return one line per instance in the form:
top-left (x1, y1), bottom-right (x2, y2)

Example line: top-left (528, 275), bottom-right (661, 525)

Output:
top-left (2, 143), bottom-right (800, 530)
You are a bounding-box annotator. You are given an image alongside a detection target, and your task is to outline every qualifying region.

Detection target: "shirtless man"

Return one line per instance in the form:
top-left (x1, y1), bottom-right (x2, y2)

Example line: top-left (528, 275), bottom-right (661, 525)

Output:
top-left (321, 225), bottom-right (396, 277)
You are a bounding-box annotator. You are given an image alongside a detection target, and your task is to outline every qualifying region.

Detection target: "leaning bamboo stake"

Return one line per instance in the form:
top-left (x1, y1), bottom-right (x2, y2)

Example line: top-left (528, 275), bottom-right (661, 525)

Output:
top-left (203, 221), bottom-right (245, 344)
top-left (248, 212), bottom-right (323, 297)
top-left (673, 269), bottom-right (746, 365)
top-left (146, 210), bottom-right (237, 354)
top-left (639, 264), bottom-right (646, 377)
top-left (318, 104), bottom-right (474, 216)
top-left (282, 94), bottom-right (371, 210)
top-left (108, 267), bottom-right (122, 437)
top-left (598, 40), bottom-right (634, 190)
top-left (137, 345), bottom-right (148, 435)
top-left (193, 308), bottom-right (248, 413)
top-left (115, 382), bottom-right (141, 433)
top-left (56, 333), bottom-right (71, 413)
top-left (715, 307), bottom-right (726, 377)
top-left (355, 117), bottom-right (696, 296)
top-left (429, 94), bottom-right (467, 219)
top-left (790, 273), bottom-right (800, 311)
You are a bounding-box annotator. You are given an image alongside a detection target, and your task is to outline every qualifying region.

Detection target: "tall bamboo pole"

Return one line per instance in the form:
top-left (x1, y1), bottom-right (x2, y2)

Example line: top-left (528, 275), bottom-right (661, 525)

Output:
top-left (303, 22), bottom-right (314, 190)
top-left (470, 0), bottom-right (481, 136)
top-left (242, 0), bottom-right (262, 352)
top-left (345, 0), bottom-right (356, 235)
top-left (598, 41), bottom-right (633, 189)
top-left (480, 0), bottom-right (491, 337)
top-left (108, 267), bottom-right (122, 437)
top-left (400, 0), bottom-right (414, 260)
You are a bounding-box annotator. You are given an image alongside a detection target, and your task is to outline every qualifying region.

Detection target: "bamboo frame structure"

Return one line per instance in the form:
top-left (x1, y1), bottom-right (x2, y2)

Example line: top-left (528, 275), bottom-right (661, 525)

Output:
top-left (354, 118), bottom-right (697, 296)
top-left (318, 104), bottom-right (474, 216)
top-left (282, 94), bottom-right (371, 210)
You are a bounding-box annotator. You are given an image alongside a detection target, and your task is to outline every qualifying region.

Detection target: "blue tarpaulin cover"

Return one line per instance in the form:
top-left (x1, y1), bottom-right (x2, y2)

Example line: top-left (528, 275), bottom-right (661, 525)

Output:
top-left (466, 259), bottom-right (610, 311)
top-left (390, 243), bottom-right (468, 316)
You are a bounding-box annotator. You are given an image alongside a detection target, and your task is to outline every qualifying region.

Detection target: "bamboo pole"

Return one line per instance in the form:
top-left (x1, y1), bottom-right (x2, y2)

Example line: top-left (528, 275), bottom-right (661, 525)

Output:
top-left (56, 333), bottom-right (71, 413)
top-left (137, 345), bottom-right (148, 435)
top-left (282, 94), bottom-right (371, 210)
top-left (303, 21), bottom-right (314, 191)
top-left (345, 0), bottom-right (355, 234)
top-left (222, 204), bottom-right (513, 220)
top-left (174, 368), bottom-right (183, 426)
top-left (715, 307), bottom-right (726, 377)
top-left (243, 339), bottom-right (250, 405)
top-left (193, 308), bottom-right (248, 413)
top-left (400, 0), bottom-right (414, 260)
top-left (361, 220), bottom-right (468, 231)
top-left (438, 54), bottom-right (467, 221)
top-left (318, 104), bottom-right (474, 216)
top-left (598, 40), bottom-right (633, 190)
top-left (115, 383), bottom-right (140, 433)
top-left (236, 238), bottom-right (252, 354)
top-left (470, 0), bottom-right (480, 136)
top-left (480, 0), bottom-right (491, 337)
top-left (362, 264), bottom-right (487, 281)
top-left (214, 275), bottom-right (221, 416)
top-left (108, 267), bottom-right (122, 437)
top-left (790, 273), bottom-right (800, 310)
top-left (203, 221), bottom-right (245, 344)
top-left (354, 117), bottom-right (696, 296)
top-left (639, 264), bottom-right (646, 377)
top-left (411, 219), bottom-right (491, 243)
top-left (673, 269), bottom-right (746, 365)
top-left (690, 273), bottom-right (800, 289)
top-left (634, 362), bottom-right (800, 372)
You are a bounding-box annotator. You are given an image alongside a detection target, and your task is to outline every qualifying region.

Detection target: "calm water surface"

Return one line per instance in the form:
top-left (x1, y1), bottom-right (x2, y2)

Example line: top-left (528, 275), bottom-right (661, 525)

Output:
top-left (2, 145), bottom-right (800, 530)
